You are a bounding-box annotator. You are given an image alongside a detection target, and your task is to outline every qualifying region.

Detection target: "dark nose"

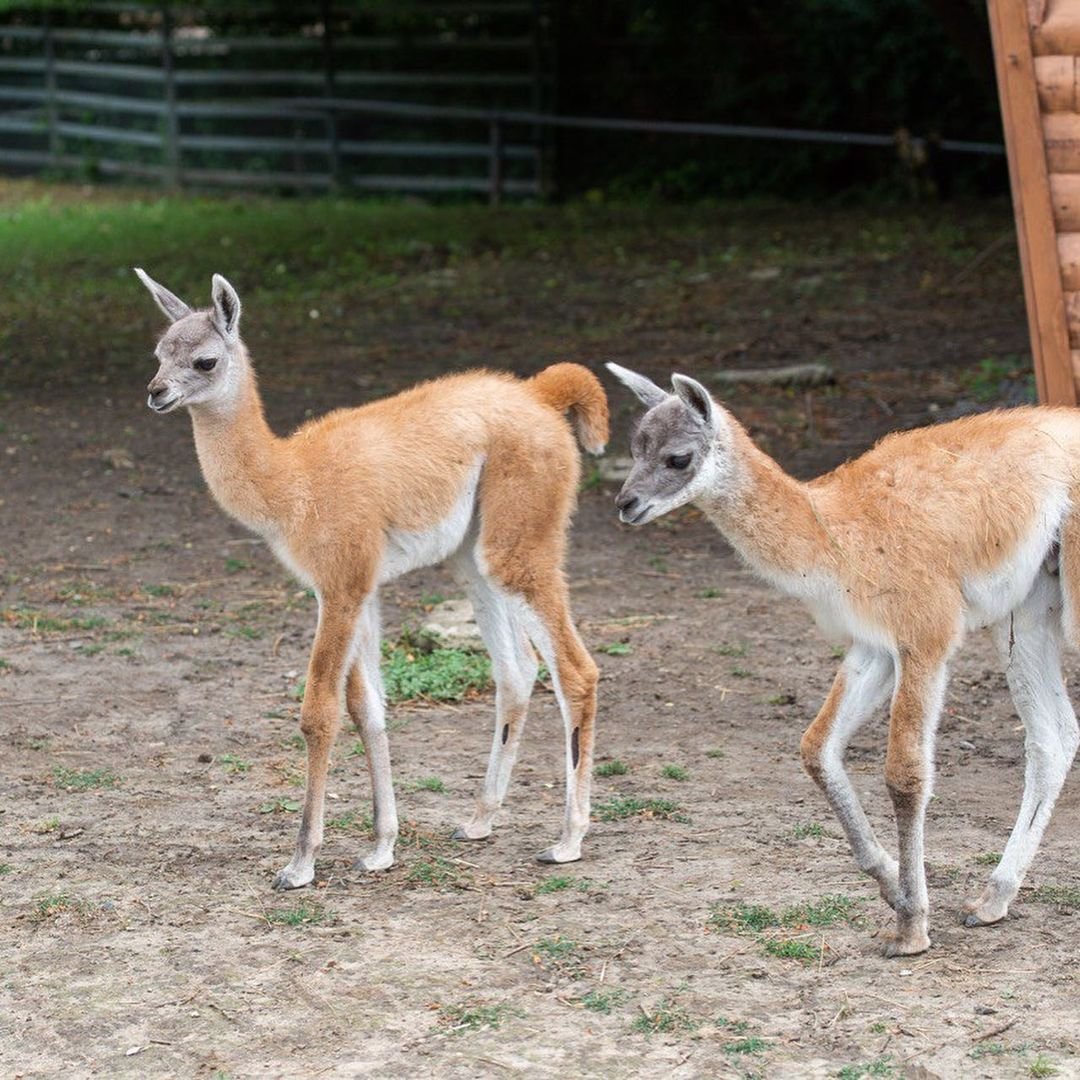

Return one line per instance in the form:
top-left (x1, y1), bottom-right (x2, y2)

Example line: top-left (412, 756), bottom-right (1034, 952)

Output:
top-left (147, 377), bottom-right (167, 398)
top-left (615, 492), bottom-right (638, 514)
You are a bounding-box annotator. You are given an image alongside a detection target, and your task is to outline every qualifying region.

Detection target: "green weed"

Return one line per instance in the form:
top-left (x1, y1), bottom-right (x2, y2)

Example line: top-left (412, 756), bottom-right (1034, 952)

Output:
top-left (697, 587), bottom-right (721, 598)
top-left (535, 875), bottom-right (596, 894)
top-left (437, 1001), bottom-right (520, 1035)
top-left (1030, 884), bottom-right (1080, 907)
top-left (579, 988), bottom-right (629, 1014)
top-left (410, 776), bottom-right (446, 793)
top-left (661, 764), bottom-right (688, 781)
top-left (632, 998), bottom-right (696, 1035)
top-left (407, 857), bottom-right (467, 889)
top-left (598, 642), bottom-right (631, 656)
top-left (1029, 1054), bottom-right (1060, 1077)
top-left (224, 558), bottom-right (250, 575)
top-left (266, 901), bottom-right (329, 928)
top-left (594, 796), bottom-right (689, 824)
top-left (793, 822), bottom-right (827, 839)
top-left (52, 766), bottom-right (119, 792)
top-left (325, 810), bottom-right (372, 831)
top-left (594, 759), bottom-right (628, 777)
top-left (973, 851), bottom-right (1001, 866)
top-left (258, 797), bottom-right (301, 814)
top-left (218, 753), bottom-right (251, 775)
top-left (382, 641), bottom-right (492, 703)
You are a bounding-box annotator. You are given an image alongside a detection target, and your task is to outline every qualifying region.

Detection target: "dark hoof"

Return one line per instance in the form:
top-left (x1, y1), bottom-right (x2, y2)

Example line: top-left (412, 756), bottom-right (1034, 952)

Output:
top-left (451, 827), bottom-right (490, 842)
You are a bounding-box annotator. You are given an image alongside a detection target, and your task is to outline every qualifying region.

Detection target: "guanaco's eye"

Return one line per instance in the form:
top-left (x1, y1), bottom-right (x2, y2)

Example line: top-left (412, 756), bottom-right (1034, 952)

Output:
top-left (667, 453), bottom-right (692, 470)
top-left (194, 357), bottom-right (217, 372)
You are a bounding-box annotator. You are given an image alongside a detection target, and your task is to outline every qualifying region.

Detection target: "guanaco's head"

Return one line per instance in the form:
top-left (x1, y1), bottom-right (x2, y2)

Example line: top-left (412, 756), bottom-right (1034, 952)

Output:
top-left (135, 269), bottom-right (243, 414)
top-left (606, 363), bottom-right (732, 526)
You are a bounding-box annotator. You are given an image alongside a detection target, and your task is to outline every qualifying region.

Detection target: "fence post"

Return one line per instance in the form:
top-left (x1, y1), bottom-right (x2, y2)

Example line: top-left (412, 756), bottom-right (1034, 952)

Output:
top-left (160, 2), bottom-right (180, 189)
top-left (488, 115), bottom-right (504, 206)
top-left (43, 10), bottom-right (59, 166)
top-left (320, 0), bottom-right (341, 189)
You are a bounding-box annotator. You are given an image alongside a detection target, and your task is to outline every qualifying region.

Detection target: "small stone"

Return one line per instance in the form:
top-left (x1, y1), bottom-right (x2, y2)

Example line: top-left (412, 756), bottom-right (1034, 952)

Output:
top-left (422, 598), bottom-right (483, 649)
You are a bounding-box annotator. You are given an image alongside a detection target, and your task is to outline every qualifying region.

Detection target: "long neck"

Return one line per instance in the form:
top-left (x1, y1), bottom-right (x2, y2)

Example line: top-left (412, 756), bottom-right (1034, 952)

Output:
top-left (698, 421), bottom-right (837, 587)
top-left (188, 348), bottom-right (291, 532)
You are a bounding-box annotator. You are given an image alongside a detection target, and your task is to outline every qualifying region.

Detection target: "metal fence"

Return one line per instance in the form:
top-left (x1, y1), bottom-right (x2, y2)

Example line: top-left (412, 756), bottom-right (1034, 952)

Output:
top-left (0, 2), bottom-right (1005, 201)
top-left (0, 1), bottom-right (551, 194)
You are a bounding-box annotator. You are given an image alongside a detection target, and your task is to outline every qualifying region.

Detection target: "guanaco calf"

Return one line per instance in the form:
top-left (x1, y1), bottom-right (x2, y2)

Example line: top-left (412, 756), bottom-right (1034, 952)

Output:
top-left (608, 362), bottom-right (1080, 957)
top-left (136, 269), bottom-right (608, 889)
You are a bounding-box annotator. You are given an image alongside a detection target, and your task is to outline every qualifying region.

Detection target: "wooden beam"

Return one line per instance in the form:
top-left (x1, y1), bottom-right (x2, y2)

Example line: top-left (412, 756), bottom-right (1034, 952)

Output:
top-left (988, 0), bottom-right (1077, 404)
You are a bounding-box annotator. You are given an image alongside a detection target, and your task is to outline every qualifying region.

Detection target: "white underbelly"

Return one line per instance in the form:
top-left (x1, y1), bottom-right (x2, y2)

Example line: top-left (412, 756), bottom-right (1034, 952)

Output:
top-left (377, 458), bottom-right (483, 584)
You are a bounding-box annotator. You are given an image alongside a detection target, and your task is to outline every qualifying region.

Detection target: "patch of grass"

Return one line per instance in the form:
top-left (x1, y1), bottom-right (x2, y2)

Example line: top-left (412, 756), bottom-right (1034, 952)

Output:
top-left (407, 856), bottom-right (468, 889)
top-left (347, 739), bottom-right (366, 757)
top-left (763, 937), bottom-right (820, 961)
top-left (0, 657), bottom-right (10, 671)
top-left (288, 678), bottom-right (307, 702)
top-left (266, 901), bottom-right (329, 928)
top-left (52, 766), bottom-right (119, 792)
top-left (705, 747), bottom-right (725, 758)
top-left (970, 1043), bottom-right (1007, 1060)
top-left (258, 797), bottom-right (302, 814)
top-left (225, 624), bottom-right (263, 641)
top-left (325, 810), bottom-right (372, 831)
top-left (697, 587), bottom-right (721, 598)
top-left (218, 753), bottom-right (251, 775)
top-left (224, 558), bottom-right (250, 575)
top-left (837, 1059), bottom-right (896, 1080)
top-left (535, 875), bottom-right (596, 895)
top-left (714, 642), bottom-right (746, 657)
top-left (1029, 1054), bottom-right (1060, 1077)
top-left (437, 1001), bottom-right (520, 1035)
top-left (2, 607), bottom-right (107, 634)
top-left (632, 998), bottom-right (696, 1036)
top-left (725, 1035), bottom-right (767, 1055)
top-left (767, 691), bottom-right (797, 706)
top-left (142, 583), bottom-right (179, 597)
top-left (730, 666), bottom-right (752, 678)
top-left (793, 822), bottom-right (827, 839)
top-left (31, 892), bottom-right (93, 922)
top-left (410, 776), bottom-right (446, 793)
top-left (382, 640), bottom-right (492, 703)
top-left (711, 894), bottom-right (862, 964)
top-left (598, 642), bottom-right (631, 656)
top-left (594, 796), bottom-right (689, 824)
top-left (660, 764), bottom-right (688, 781)
top-left (959, 354), bottom-right (1035, 404)
top-left (0, 863), bottom-right (12, 875)
top-left (1030, 883), bottom-right (1080, 907)
top-left (34, 816), bottom-right (60, 833)
top-left (579, 988), bottom-right (629, 1014)
top-left (973, 851), bottom-right (1001, 866)
top-left (530, 935), bottom-right (582, 972)
top-left (594, 759), bottom-right (628, 777)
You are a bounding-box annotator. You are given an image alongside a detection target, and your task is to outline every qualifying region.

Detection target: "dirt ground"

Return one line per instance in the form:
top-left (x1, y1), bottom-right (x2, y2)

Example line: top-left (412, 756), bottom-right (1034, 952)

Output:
top-left (2, 191), bottom-right (1079, 1079)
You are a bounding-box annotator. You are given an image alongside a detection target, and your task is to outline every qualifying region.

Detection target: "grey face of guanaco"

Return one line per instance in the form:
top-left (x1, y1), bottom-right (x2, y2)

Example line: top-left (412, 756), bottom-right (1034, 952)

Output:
top-left (135, 268), bottom-right (242, 415)
top-left (607, 362), bottom-right (724, 526)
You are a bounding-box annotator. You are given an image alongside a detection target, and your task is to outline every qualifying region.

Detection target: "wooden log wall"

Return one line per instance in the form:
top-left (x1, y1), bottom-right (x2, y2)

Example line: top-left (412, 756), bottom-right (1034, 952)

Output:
top-left (990, 0), bottom-right (1080, 403)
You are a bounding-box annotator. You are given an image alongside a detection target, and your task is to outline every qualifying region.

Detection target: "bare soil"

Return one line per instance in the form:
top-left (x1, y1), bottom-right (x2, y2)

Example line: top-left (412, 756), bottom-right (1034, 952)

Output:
top-left (2, 195), bottom-right (1079, 1079)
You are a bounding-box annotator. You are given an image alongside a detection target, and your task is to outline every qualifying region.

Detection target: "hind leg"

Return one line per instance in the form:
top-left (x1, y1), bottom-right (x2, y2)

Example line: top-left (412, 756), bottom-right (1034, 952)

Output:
top-left (451, 548), bottom-right (539, 841)
top-left (964, 571), bottom-right (1079, 926)
top-left (514, 585), bottom-right (598, 864)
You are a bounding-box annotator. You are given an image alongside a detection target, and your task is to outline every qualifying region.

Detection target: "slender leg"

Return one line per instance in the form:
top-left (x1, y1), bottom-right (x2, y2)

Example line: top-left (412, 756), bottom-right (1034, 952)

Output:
top-left (965, 572), bottom-right (1079, 926)
top-left (800, 644), bottom-right (898, 905)
top-left (516, 588), bottom-right (598, 864)
top-left (451, 552), bottom-right (539, 841)
top-left (347, 595), bottom-right (399, 872)
top-left (881, 654), bottom-right (948, 957)
top-left (273, 592), bottom-right (362, 890)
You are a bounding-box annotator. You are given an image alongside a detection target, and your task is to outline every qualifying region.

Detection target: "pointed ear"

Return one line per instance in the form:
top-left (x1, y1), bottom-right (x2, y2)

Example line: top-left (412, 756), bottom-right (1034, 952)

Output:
top-left (134, 267), bottom-right (191, 323)
top-left (211, 273), bottom-right (242, 340)
top-left (671, 374), bottom-right (715, 429)
top-left (605, 362), bottom-right (668, 409)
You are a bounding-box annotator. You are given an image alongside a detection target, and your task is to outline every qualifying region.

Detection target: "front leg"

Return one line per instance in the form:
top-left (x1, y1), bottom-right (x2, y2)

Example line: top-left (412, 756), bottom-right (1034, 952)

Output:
top-left (273, 593), bottom-right (363, 890)
top-left (346, 596), bottom-right (398, 872)
top-left (800, 645), bottom-right (898, 906)
top-left (881, 655), bottom-right (948, 957)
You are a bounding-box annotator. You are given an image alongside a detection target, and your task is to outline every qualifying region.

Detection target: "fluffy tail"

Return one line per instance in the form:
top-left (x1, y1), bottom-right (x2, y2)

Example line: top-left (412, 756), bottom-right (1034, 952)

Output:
top-left (529, 363), bottom-right (609, 455)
